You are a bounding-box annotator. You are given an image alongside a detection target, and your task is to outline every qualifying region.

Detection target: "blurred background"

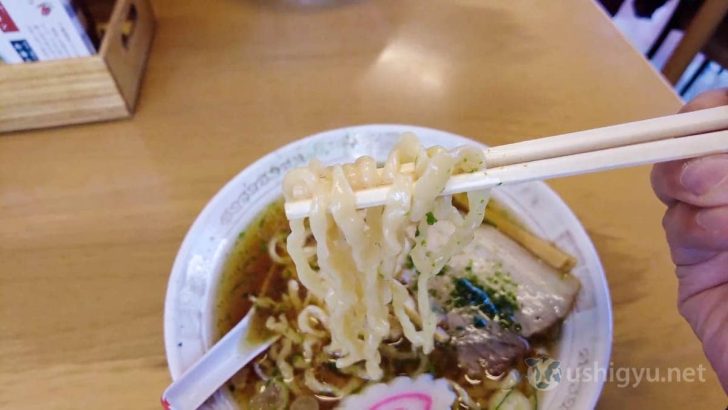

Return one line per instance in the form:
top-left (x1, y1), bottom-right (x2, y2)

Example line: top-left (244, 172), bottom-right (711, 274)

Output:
top-left (601, 0), bottom-right (728, 99)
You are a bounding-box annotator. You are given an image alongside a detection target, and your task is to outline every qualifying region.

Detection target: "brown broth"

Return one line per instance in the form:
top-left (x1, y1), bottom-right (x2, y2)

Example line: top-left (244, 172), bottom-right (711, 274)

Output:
top-left (214, 201), bottom-right (292, 407)
top-left (215, 200), bottom-right (290, 341)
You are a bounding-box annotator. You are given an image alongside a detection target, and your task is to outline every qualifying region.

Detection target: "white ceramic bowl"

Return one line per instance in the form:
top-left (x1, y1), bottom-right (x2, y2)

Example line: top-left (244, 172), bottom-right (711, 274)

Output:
top-left (164, 125), bottom-right (613, 409)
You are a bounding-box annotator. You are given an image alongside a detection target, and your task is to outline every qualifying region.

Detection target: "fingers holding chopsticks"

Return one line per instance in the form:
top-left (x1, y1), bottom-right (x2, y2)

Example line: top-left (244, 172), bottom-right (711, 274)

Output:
top-left (651, 89), bottom-right (728, 264)
top-left (651, 154), bottom-right (728, 207)
top-left (657, 160), bottom-right (728, 265)
top-left (662, 202), bottom-right (728, 265)
top-left (651, 88), bottom-right (728, 207)
top-left (679, 88), bottom-right (728, 113)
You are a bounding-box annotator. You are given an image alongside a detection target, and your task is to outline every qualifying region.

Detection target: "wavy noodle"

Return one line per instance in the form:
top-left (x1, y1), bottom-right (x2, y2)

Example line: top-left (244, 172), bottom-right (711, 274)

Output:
top-left (448, 379), bottom-right (481, 409)
top-left (302, 334), bottom-right (320, 363)
top-left (287, 279), bottom-right (303, 310)
top-left (412, 351), bottom-right (430, 376)
top-left (253, 359), bottom-right (272, 382)
top-left (304, 367), bottom-right (336, 394)
top-left (274, 337), bottom-right (295, 383)
top-left (304, 368), bottom-right (367, 398)
top-left (282, 133), bottom-right (490, 379)
top-left (265, 314), bottom-right (303, 344)
top-left (297, 305), bottom-right (329, 338)
top-left (380, 343), bottom-right (418, 360)
top-left (268, 232), bottom-right (291, 265)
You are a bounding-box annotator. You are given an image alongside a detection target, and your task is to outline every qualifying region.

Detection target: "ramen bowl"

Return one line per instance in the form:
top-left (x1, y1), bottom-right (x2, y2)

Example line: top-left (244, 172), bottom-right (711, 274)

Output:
top-left (164, 125), bottom-right (613, 409)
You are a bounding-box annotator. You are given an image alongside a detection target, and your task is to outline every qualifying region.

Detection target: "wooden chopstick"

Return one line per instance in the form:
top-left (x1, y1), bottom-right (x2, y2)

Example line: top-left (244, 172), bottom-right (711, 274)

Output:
top-left (285, 111), bottom-right (728, 220)
top-left (484, 106), bottom-right (728, 167)
top-left (382, 106), bottom-right (728, 176)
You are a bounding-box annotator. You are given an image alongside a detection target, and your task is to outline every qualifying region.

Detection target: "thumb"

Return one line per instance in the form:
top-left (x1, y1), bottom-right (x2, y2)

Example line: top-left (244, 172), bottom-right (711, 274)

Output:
top-left (679, 88), bottom-right (728, 113)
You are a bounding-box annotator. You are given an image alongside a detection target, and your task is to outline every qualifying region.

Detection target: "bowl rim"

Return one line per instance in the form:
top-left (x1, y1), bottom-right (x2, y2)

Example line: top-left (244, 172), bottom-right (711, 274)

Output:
top-left (163, 124), bottom-right (613, 408)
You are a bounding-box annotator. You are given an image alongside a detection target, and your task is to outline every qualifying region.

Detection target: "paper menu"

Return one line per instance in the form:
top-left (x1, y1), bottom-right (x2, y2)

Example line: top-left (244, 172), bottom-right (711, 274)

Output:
top-left (0, 0), bottom-right (95, 64)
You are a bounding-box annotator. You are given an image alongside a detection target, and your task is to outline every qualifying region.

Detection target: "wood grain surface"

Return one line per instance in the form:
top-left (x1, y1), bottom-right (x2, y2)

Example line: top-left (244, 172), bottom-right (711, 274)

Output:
top-left (1, 0), bottom-right (724, 408)
top-left (0, 0), bottom-right (156, 133)
top-left (0, 57), bottom-right (129, 133)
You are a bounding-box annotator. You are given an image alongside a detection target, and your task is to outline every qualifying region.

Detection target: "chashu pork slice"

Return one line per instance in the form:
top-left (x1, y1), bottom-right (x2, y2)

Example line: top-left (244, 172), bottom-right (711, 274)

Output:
top-left (447, 224), bottom-right (580, 337)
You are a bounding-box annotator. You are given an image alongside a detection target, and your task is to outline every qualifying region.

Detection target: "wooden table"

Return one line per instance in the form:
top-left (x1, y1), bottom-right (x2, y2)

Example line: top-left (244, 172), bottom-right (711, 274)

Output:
top-left (1, 0), bottom-right (724, 408)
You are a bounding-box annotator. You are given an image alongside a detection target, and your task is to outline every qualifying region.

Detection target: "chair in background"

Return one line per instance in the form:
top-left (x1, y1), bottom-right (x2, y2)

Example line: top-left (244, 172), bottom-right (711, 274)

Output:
top-left (646, 0), bottom-right (728, 94)
top-left (675, 18), bottom-right (728, 94)
top-left (645, 0), bottom-right (703, 60)
top-left (600, 0), bottom-right (627, 15)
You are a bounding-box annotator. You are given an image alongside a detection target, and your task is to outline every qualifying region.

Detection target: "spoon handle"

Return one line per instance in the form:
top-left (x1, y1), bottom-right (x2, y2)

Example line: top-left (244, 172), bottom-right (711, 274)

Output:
top-left (162, 309), bottom-right (277, 410)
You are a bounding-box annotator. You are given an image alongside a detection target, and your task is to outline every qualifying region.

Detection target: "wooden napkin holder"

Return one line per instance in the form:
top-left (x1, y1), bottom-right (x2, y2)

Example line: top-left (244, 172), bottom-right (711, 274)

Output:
top-left (0, 0), bottom-right (155, 133)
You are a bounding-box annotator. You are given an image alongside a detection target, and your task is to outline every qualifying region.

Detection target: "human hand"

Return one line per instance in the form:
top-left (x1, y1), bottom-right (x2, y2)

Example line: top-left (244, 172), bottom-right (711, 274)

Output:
top-left (651, 89), bottom-right (728, 393)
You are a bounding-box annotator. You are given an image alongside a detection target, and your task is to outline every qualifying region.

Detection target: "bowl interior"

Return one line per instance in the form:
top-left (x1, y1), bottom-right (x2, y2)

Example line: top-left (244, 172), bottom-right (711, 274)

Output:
top-left (164, 124), bottom-right (613, 409)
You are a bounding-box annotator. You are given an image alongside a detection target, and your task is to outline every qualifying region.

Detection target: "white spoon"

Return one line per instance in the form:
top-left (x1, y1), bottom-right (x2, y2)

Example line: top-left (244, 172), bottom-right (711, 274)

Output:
top-left (162, 308), bottom-right (279, 410)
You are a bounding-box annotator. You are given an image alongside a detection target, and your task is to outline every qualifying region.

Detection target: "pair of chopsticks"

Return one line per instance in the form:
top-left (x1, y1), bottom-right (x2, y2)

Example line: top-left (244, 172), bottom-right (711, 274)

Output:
top-left (285, 106), bottom-right (728, 220)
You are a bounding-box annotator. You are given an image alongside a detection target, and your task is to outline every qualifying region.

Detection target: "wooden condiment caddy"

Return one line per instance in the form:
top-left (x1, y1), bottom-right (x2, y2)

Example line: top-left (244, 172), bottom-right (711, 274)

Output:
top-left (0, 0), bottom-right (155, 133)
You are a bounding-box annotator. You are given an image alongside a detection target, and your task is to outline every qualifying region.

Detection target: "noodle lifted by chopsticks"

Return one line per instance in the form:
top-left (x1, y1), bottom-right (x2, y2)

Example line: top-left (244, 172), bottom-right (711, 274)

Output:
top-left (283, 133), bottom-right (490, 380)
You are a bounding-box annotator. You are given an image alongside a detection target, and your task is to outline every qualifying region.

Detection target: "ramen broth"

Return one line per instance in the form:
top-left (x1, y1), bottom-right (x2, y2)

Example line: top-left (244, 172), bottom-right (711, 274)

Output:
top-left (215, 200), bottom-right (556, 409)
